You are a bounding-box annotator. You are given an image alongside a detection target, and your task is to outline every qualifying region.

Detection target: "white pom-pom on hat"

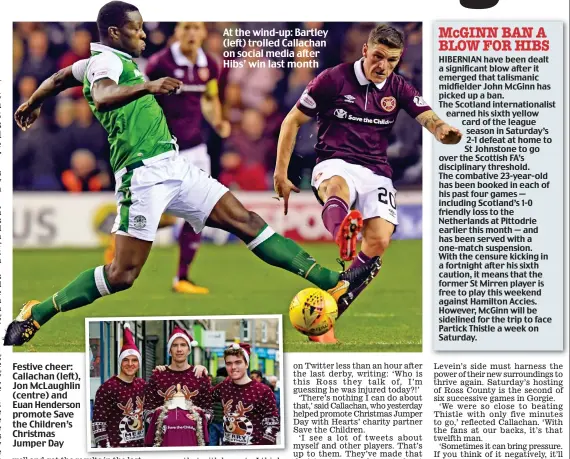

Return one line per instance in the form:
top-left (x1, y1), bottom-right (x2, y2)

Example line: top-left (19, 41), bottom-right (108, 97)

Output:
top-left (227, 342), bottom-right (251, 365)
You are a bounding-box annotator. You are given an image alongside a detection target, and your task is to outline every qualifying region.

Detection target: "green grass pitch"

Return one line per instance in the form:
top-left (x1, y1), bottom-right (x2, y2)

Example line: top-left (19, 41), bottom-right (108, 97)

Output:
top-left (12, 241), bottom-right (421, 353)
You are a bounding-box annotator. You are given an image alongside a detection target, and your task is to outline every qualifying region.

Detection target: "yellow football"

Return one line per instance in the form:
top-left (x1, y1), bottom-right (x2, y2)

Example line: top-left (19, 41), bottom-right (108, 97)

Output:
top-left (289, 288), bottom-right (338, 336)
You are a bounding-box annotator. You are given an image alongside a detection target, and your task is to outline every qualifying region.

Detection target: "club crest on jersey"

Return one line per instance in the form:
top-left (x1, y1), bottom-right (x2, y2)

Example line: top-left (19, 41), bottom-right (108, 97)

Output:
top-left (174, 68), bottom-right (185, 79)
top-left (132, 215), bottom-right (147, 230)
top-left (198, 67), bottom-right (210, 82)
top-left (381, 97), bottom-right (396, 112)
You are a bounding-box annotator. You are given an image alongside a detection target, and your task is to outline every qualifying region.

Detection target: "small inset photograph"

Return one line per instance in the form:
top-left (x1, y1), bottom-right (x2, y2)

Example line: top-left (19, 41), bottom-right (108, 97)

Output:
top-left (86, 316), bottom-right (282, 450)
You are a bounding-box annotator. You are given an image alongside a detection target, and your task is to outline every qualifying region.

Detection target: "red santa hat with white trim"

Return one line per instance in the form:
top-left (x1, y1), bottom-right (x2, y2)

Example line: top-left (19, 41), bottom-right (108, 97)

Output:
top-left (167, 325), bottom-right (198, 352)
top-left (228, 342), bottom-right (252, 366)
top-left (118, 323), bottom-right (142, 367)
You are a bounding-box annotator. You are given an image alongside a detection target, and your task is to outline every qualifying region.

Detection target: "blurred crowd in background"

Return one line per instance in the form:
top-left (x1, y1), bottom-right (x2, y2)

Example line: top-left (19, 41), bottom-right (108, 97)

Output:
top-left (13, 21), bottom-right (424, 192)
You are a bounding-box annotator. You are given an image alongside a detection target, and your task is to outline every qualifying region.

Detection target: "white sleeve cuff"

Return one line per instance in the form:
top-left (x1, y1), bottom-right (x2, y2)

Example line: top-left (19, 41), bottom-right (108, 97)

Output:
top-left (71, 59), bottom-right (89, 83)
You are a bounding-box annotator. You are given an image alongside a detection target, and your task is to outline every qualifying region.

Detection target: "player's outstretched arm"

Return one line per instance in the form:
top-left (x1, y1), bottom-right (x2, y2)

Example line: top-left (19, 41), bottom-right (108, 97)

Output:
top-left (92, 77), bottom-right (182, 112)
top-left (415, 109), bottom-right (463, 144)
top-left (274, 106), bottom-right (311, 215)
top-left (14, 66), bottom-right (82, 131)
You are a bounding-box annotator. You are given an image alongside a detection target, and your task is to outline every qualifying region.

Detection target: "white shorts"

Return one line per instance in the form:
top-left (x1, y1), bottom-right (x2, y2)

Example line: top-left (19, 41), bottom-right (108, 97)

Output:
top-left (111, 152), bottom-right (228, 241)
top-left (311, 159), bottom-right (398, 225)
top-left (179, 143), bottom-right (211, 175)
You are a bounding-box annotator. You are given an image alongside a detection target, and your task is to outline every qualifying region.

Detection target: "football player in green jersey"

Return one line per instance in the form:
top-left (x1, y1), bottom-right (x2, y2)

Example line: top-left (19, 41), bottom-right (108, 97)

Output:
top-left (6, 1), bottom-right (380, 346)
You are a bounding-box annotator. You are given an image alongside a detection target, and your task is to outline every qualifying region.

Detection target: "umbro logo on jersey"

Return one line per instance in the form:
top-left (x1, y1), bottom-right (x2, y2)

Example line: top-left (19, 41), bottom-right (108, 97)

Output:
top-left (334, 109), bottom-right (348, 119)
top-left (343, 95), bottom-right (355, 103)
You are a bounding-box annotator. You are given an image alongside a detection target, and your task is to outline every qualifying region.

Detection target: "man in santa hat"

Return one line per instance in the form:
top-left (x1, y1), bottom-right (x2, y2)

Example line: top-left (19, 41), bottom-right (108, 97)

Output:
top-left (212, 343), bottom-right (280, 446)
top-left (92, 323), bottom-right (146, 448)
top-left (144, 325), bottom-right (213, 419)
